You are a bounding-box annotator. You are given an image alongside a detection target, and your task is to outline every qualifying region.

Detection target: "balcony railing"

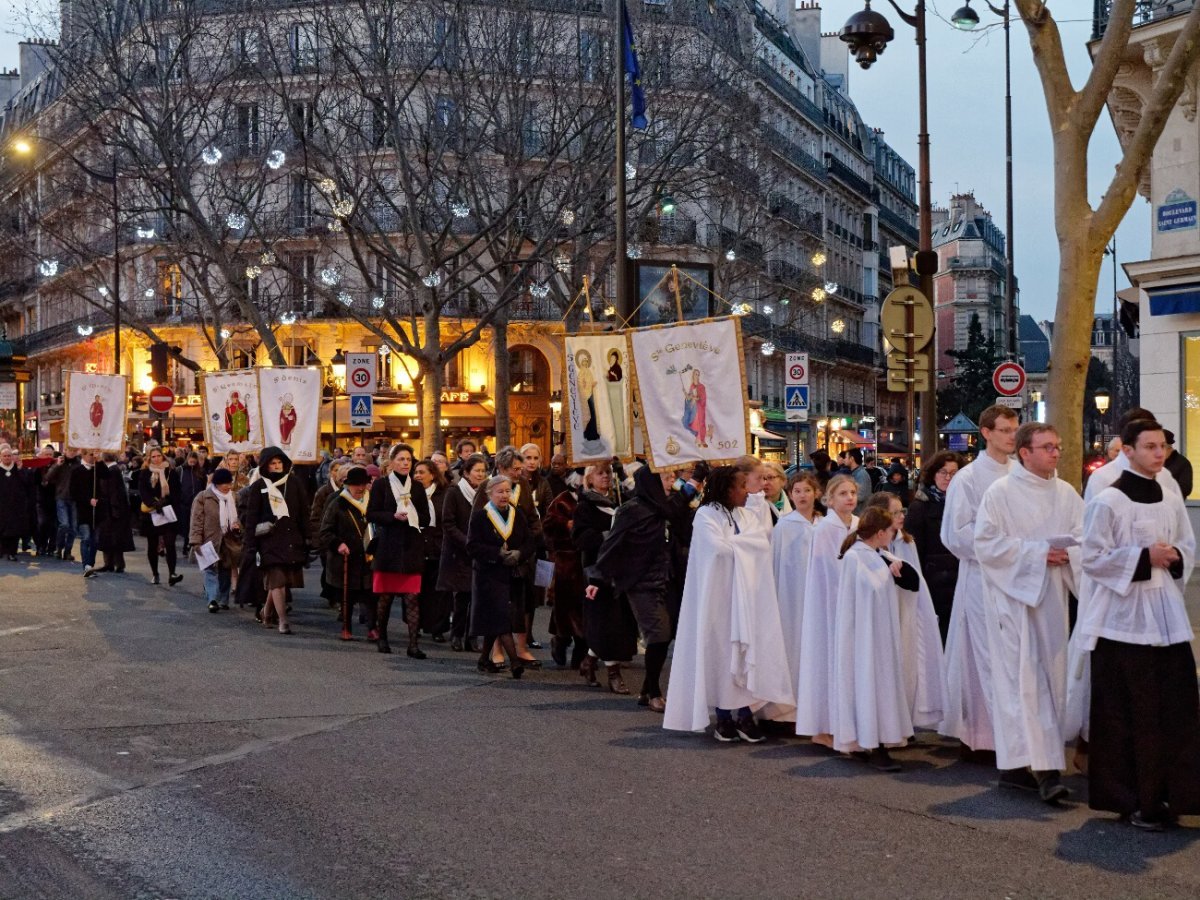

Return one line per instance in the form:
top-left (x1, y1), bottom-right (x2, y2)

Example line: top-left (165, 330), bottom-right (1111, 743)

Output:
top-left (1093, 0), bottom-right (1193, 40)
top-left (768, 193), bottom-right (824, 239)
top-left (824, 154), bottom-right (874, 200)
top-left (756, 64), bottom-right (826, 129)
top-left (877, 205), bottom-right (920, 246)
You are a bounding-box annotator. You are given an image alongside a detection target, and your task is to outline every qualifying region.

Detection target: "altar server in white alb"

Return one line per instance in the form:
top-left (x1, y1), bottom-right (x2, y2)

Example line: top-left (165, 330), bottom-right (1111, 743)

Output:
top-left (939, 404), bottom-right (1018, 757)
top-left (664, 465), bottom-right (795, 743)
top-left (771, 471), bottom-right (824, 699)
top-left (974, 422), bottom-right (1083, 804)
top-left (1083, 407), bottom-right (1182, 502)
top-left (1080, 419), bottom-right (1200, 831)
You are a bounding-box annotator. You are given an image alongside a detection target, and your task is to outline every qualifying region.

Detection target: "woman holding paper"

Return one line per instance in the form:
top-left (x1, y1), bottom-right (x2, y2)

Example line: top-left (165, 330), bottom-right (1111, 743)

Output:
top-left (137, 447), bottom-right (182, 587)
top-left (189, 468), bottom-right (241, 613)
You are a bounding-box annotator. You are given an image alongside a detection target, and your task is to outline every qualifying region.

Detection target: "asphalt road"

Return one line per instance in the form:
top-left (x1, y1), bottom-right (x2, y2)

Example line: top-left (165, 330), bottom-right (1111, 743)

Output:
top-left (2, 547), bottom-right (1200, 899)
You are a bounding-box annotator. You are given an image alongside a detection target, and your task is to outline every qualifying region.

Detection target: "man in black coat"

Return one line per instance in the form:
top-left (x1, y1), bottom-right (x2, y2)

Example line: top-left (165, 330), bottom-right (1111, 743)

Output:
top-left (69, 450), bottom-right (109, 577)
top-left (0, 446), bottom-right (33, 561)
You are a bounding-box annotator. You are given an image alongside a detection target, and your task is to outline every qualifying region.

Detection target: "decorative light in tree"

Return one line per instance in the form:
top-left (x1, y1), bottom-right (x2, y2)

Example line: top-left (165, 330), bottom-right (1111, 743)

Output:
top-left (136, 226), bottom-right (156, 240)
top-left (337, 291), bottom-right (354, 307)
top-left (421, 270), bottom-right (443, 288)
top-left (97, 285), bottom-right (109, 297)
top-left (219, 328), bottom-right (231, 340)
top-left (327, 219), bottom-right (344, 233)
top-left (319, 266), bottom-right (341, 286)
top-left (530, 282), bottom-right (550, 300)
top-left (378, 343), bottom-right (391, 357)
top-left (603, 304), bottom-right (617, 318)
top-left (201, 146), bottom-right (223, 166)
top-left (824, 281), bottom-right (839, 295)
top-left (316, 178), bottom-right (336, 194)
top-left (553, 252), bottom-right (571, 273)
top-left (38, 259), bottom-right (59, 277)
top-left (144, 288), bottom-right (154, 298)
top-left (626, 243), bottom-right (643, 259)
top-left (225, 211), bottom-right (247, 230)
top-left (811, 251), bottom-right (827, 267)
top-left (731, 302), bottom-right (751, 316)
top-left (811, 287), bottom-right (827, 303)
top-left (625, 163), bottom-right (636, 179)
top-left (371, 295), bottom-right (386, 309)
top-left (76, 324), bottom-right (94, 337)
top-left (265, 150), bottom-right (286, 170)
top-left (245, 265), bottom-right (262, 280)
top-left (831, 318), bottom-right (846, 334)
top-left (781, 296), bottom-right (790, 306)
top-left (450, 201), bottom-right (470, 219)
top-left (724, 248), bottom-right (736, 262)
top-left (762, 304), bottom-right (773, 315)
top-left (279, 311), bottom-right (298, 325)
top-left (560, 209), bottom-right (576, 226)
top-left (260, 250), bottom-right (277, 265)
top-left (332, 198), bottom-right (354, 217)
top-left (761, 341), bottom-right (776, 357)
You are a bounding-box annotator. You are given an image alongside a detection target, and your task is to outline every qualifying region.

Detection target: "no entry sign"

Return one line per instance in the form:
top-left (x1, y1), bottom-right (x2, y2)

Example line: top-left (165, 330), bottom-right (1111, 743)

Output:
top-left (992, 362), bottom-right (1026, 397)
top-left (148, 384), bottom-right (176, 414)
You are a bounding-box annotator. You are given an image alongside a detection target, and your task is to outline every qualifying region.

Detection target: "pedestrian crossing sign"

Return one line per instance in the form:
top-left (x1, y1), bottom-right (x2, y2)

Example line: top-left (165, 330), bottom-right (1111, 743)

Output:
top-left (350, 394), bottom-right (373, 428)
top-left (785, 385), bottom-right (809, 423)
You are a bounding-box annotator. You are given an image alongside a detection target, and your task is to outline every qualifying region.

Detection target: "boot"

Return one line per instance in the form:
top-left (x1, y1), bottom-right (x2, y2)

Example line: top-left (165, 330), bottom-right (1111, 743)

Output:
top-left (376, 597), bottom-right (393, 654)
top-left (579, 654), bottom-right (599, 687)
top-left (405, 595), bottom-right (426, 659)
top-left (569, 636), bottom-right (589, 671)
top-left (607, 663), bottom-right (630, 695)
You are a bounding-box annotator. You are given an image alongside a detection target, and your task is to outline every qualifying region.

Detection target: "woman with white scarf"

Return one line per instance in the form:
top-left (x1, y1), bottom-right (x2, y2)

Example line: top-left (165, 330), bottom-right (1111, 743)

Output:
top-left (437, 453), bottom-right (488, 652)
top-left (319, 466), bottom-right (374, 641)
top-left (366, 443), bottom-right (431, 656)
top-left (137, 447), bottom-right (182, 586)
top-left (242, 446), bottom-right (310, 635)
top-left (189, 468), bottom-right (242, 613)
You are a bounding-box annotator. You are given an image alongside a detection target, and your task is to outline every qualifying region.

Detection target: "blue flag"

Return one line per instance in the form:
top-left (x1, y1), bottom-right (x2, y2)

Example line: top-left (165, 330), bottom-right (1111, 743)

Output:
top-left (622, 1), bottom-right (648, 129)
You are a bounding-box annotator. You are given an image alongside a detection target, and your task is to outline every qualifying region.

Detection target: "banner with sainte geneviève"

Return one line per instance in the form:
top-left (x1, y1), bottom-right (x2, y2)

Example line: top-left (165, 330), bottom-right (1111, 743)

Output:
top-left (64, 371), bottom-right (130, 453)
top-left (257, 367), bottom-right (323, 462)
top-left (626, 317), bottom-right (749, 471)
top-left (563, 333), bottom-right (635, 467)
top-left (199, 368), bottom-right (263, 455)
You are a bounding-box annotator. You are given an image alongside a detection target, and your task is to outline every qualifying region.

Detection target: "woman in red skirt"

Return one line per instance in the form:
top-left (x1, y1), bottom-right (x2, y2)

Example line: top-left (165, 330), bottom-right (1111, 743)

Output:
top-left (366, 444), bottom-right (431, 656)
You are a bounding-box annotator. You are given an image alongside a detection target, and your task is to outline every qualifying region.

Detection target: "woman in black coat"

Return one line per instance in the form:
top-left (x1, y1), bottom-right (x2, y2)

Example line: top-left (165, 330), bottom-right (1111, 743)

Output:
top-left (98, 454), bottom-right (134, 572)
top-left (174, 452), bottom-right (207, 551)
top-left (904, 450), bottom-right (962, 644)
top-left (366, 444), bottom-right (430, 657)
top-left (437, 453), bottom-right (488, 652)
top-left (414, 459), bottom-right (452, 642)
top-left (242, 446), bottom-right (310, 635)
top-left (319, 466), bottom-right (374, 641)
top-left (466, 474), bottom-right (537, 679)
top-left (137, 447), bottom-right (182, 586)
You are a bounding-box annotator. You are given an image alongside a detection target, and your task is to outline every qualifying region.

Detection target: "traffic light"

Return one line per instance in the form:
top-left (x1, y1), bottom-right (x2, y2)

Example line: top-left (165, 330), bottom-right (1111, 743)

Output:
top-left (150, 343), bottom-right (168, 383)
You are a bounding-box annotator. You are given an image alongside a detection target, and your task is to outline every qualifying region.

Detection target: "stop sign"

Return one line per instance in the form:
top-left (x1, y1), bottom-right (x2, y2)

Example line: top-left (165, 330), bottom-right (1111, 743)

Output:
top-left (148, 384), bottom-right (176, 414)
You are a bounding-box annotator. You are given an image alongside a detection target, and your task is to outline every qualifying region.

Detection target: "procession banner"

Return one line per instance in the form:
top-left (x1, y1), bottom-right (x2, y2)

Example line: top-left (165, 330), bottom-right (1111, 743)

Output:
top-left (64, 371), bottom-right (130, 453)
top-left (257, 366), bottom-right (322, 462)
top-left (199, 369), bottom-right (263, 455)
top-left (563, 332), bottom-right (635, 467)
top-left (626, 317), bottom-right (749, 471)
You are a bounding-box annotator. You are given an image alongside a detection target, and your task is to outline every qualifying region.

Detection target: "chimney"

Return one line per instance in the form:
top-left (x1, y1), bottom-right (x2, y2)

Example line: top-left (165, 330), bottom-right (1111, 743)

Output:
top-left (0, 70), bottom-right (18, 111)
top-left (18, 41), bottom-right (54, 91)
top-left (787, 2), bottom-right (823, 71)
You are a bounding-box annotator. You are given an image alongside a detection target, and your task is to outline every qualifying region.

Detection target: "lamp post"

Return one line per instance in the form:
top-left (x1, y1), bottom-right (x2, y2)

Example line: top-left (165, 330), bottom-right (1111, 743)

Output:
top-left (1094, 387), bottom-right (1111, 451)
top-left (841, 0), bottom-right (938, 458)
top-left (329, 348), bottom-right (346, 449)
top-left (952, 0), bottom-right (1017, 360)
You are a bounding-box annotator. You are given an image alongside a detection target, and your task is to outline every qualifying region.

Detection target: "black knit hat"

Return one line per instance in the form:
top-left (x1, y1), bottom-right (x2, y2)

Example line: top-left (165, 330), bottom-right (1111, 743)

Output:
top-left (211, 468), bottom-right (234, 485)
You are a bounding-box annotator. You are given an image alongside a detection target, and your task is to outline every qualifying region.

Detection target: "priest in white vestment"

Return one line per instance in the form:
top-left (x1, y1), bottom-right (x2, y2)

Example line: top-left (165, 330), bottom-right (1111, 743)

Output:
top-left (939, 405), bottom-right (1019, 754)
top-left (975, 422), bottom-right (1083, 804)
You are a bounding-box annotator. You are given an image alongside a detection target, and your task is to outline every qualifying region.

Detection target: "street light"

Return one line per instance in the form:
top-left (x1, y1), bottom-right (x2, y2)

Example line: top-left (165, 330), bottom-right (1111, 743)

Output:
top-left (1094, 387), bottom-right (1111, 449)
top-left (841, 0), bottom-right (939, 457)
top-left (950, 2), bottom-right (980, 29)
top-left (329, 348), bottom-right (346, 447)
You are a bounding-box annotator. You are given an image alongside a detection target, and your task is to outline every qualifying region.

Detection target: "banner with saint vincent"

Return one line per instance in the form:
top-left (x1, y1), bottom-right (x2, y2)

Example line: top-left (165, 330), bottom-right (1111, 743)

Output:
top-left (200, 369), bottom-right (263, 455)
top-left (563, 333), bottom-right (635, 467)
top-left (626, 317), bottom-right (749, 471)
top-left (64, 371), bottom-right (130, 453)
top-left (257, 367), bottom-right (322, 462)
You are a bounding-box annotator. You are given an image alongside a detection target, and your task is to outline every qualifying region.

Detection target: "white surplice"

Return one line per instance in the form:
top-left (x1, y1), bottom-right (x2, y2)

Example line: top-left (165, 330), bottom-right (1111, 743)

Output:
top-left (664, 504), bottom-right (795, 732)
top-left (772, 510), bottom-right (823, 695)
top-left (889, 536), bottom-right (948, 730)
top-left (938, 451), bottom-right (1010, 749)
top-left (794, 512), bottom-right (858, 737)
top-left (831, 541), bottom-right (915, 753)
top-left (974, 463), bottom-right (1083, 771)
top-left (1083, 452), bottom-right (1182, 501)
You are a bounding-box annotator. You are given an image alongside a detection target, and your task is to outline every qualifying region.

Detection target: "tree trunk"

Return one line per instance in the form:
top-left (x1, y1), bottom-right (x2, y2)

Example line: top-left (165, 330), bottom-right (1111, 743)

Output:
top-left (492, 305), bottom-right (511, 448)
top-left (419, 363), bottom-right (444, 458)
top-left (1045, 241), bottom-right (1103, 491)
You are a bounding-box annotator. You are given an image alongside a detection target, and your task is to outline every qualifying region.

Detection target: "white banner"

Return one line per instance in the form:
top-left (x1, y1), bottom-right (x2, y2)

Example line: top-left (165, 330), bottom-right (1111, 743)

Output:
top-left (563, 333), bottom-right (635, 467)
top-left (257, 367), bottom-right (322, 462)
top-left (200, 369), bottom-right (263, 455)
top-left (64, 371), bottom-right (129, 453)
top-left (627, 317), bottom-right (749, 471)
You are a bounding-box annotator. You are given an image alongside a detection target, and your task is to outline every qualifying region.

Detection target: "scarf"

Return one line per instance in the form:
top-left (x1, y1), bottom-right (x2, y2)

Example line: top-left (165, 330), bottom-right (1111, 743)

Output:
top-left (425, 484), bottom-right (437, 528)
top-left (263, 471), bottom-right (291, 519)
top-left (486, 501), bottom-right (516, 541)
top-left (149, 463), bottom-right (170, 496)
top-left (924, 483), bottom-right (946, 504)
top-left (388, 471), bottom-right (422, 532)
top-left (0, 463), bottom-right (12, 476)
top-left (211, 483), bottom-right (238, 533)
top-left (340, 488), bottom-right (371, 552)
top-left (457, 477), bottom-right (477, 506)
top-left (772, 492), bottom-right (793, 514)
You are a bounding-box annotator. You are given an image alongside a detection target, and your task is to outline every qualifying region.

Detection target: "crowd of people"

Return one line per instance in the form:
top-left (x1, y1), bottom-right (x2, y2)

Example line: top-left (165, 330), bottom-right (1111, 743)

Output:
top-left (2, 404), bottom-right (1195, 833)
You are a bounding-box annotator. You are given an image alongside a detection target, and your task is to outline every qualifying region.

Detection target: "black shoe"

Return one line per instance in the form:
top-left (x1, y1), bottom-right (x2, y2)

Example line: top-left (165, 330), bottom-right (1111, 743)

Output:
top-left (998, 768), bottom-right (1039, 793)
top-left (713, 719), bottom-right (741, 743)
top-left (517, 657), bottom-right (542, 670)
top-left (6, 554), bottom-right (16, 562)
top-left (528, 639), bottom-right (543, 650)
top-left (168, 573), bottom-right (183, 586)
top-left (115, 566), bottom-right (125, 573)
top-left (208, 601), bottom-right (219, 613)
top-left (1127, 810), bottom-right (1167, 832)
top-left (450, 637), bottom-right (464, 652)
top-left (431, 633), bottom-right (447, 644)
top-left (511, 663), bottom-right (525, 680)
top-left (1034, 771), bottom-right (1070, 804)
top-left (735, 716), bottom-right (766, 743)
top-left (407, 647), bottom-right (427, 660)
top-left (220, 603), bottom-right (230, 610)
top-left (868, 748), bottom-right (901, 772)
top-left (477, 660), bottom-right (501, 674)
top-left (550, 636), bottom-right (568, 667)
top-left (377, 638), bottom-right (392, 654)
top-left (152, 575), bottom-right (161, 585)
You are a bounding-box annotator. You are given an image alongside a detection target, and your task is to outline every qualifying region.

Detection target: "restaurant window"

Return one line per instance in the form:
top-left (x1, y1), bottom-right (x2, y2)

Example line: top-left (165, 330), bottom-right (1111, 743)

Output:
top-left (156, 260), bottom-right (183, 315)
top-left (1181, 332), bottom-right (1200, 501)
top-left (509, 347), bottom-right (540, 394)
top-left (444, 351), bottom-right (461, 389)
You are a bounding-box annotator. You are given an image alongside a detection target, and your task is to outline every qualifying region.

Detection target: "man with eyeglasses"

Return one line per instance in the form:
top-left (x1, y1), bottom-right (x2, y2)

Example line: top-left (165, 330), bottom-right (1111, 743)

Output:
top-left (939, 404), bottom-right (1019, 762)
top-left (974, 422), bottom-right (1084, 805)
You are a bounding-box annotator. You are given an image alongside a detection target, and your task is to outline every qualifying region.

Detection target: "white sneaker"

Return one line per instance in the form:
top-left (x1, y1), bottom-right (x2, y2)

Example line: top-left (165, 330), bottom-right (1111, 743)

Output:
top-left (83, 565), bottom-right (97, 578)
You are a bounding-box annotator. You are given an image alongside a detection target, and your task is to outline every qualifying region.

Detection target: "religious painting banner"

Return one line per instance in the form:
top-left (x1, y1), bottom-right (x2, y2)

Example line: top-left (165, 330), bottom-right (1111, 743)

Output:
top-left (626, 317), bottom-right (749, 471)
top-left (200, 369), bottom-right (264, 455)
top-left (563, 333), bottom-right (635, 467)
top-left (64, 371), bottom-right (130, 453)
top-left (257, 366), bottom-right (322, 462)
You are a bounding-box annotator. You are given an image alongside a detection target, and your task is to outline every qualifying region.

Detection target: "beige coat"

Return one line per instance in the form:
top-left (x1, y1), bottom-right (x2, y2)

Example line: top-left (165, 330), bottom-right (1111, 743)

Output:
top-left (190, 489), bottom-right (242, 568)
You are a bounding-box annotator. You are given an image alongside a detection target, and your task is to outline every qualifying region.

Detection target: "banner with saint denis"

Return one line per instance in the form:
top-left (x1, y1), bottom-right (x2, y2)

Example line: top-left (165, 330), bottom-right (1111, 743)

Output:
top-left (64, 371), bottom-right (130, 453)
top-left (200, 368), bottom-right (263, 455)
top-left (258, 367), bottom-right (323, 462)
top-left (626, 317), bottom-right (749, 471)
top-left (563, 333), bottom-right (635, 468)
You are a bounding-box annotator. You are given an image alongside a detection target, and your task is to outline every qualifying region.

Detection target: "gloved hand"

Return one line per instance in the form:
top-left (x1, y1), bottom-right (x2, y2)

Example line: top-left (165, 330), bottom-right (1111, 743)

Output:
top-left (499, 548), bottom-right (521, 567)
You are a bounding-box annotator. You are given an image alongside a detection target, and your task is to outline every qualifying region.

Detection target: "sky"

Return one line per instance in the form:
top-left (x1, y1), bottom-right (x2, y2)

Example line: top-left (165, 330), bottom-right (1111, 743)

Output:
top-left (0, 1), bottom-right (1148, 323)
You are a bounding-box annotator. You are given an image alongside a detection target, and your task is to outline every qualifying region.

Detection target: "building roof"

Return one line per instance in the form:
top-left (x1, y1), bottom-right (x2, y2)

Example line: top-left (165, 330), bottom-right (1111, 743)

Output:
top-left (1019, 314), bottom-right (1050, 374)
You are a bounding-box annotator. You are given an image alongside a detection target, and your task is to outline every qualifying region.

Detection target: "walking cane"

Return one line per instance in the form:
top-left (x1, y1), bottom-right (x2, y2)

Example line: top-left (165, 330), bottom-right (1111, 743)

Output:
top-left (340, 551), bottom-right (354, 641)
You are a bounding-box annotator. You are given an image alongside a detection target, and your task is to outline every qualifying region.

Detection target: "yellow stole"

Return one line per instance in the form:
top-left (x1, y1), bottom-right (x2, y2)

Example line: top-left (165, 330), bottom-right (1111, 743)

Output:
top-left (486, 502), bottom-right (516, 542)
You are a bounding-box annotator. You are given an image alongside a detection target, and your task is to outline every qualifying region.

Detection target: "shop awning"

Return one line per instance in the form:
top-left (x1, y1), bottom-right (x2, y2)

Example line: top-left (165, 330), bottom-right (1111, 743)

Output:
top-left (835, 429), bottom-right (873, 446)
top-left (1148, 283), bottom-right (1200, 316)
top-left (319, 399), bottom-right (496, 432)
top-left (751, 427), bottom-right (788, 446)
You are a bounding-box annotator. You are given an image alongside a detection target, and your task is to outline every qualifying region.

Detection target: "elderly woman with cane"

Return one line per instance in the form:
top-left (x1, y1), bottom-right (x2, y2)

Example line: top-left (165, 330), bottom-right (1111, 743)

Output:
top-left (320, 466), bottom-right (374, 642)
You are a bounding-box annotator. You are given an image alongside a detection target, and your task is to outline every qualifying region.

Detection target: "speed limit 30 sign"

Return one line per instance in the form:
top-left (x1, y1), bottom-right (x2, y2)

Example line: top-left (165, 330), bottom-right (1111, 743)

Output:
top-left (345, 352), bottom-right (378, 393)
top-left (786, 352), bottom-right (809, 386)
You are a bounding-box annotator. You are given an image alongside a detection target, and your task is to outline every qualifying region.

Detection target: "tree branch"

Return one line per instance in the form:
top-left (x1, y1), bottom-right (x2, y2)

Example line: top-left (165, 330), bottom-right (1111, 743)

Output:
top-left (1014, 0), bottom-right (1076, 124)
top-left (1077, 0), bottom-right (1137, 130)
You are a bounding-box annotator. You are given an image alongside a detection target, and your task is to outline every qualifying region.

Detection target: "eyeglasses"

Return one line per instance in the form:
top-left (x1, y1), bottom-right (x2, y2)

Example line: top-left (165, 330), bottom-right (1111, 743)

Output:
top-left (1030, 443), bottom-right (1063, 454)
top-left (935, 468), bottom-right (955, 478)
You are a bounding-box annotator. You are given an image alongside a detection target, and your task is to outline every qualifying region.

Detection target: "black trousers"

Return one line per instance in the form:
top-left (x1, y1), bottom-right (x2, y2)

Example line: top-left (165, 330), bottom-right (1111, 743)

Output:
top-left (0, 536), bottom-right (18, 556)
top-left (1089, 638), bottom-right (1200, 817)
top-left (450, 591), bottom-right (472, 639)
